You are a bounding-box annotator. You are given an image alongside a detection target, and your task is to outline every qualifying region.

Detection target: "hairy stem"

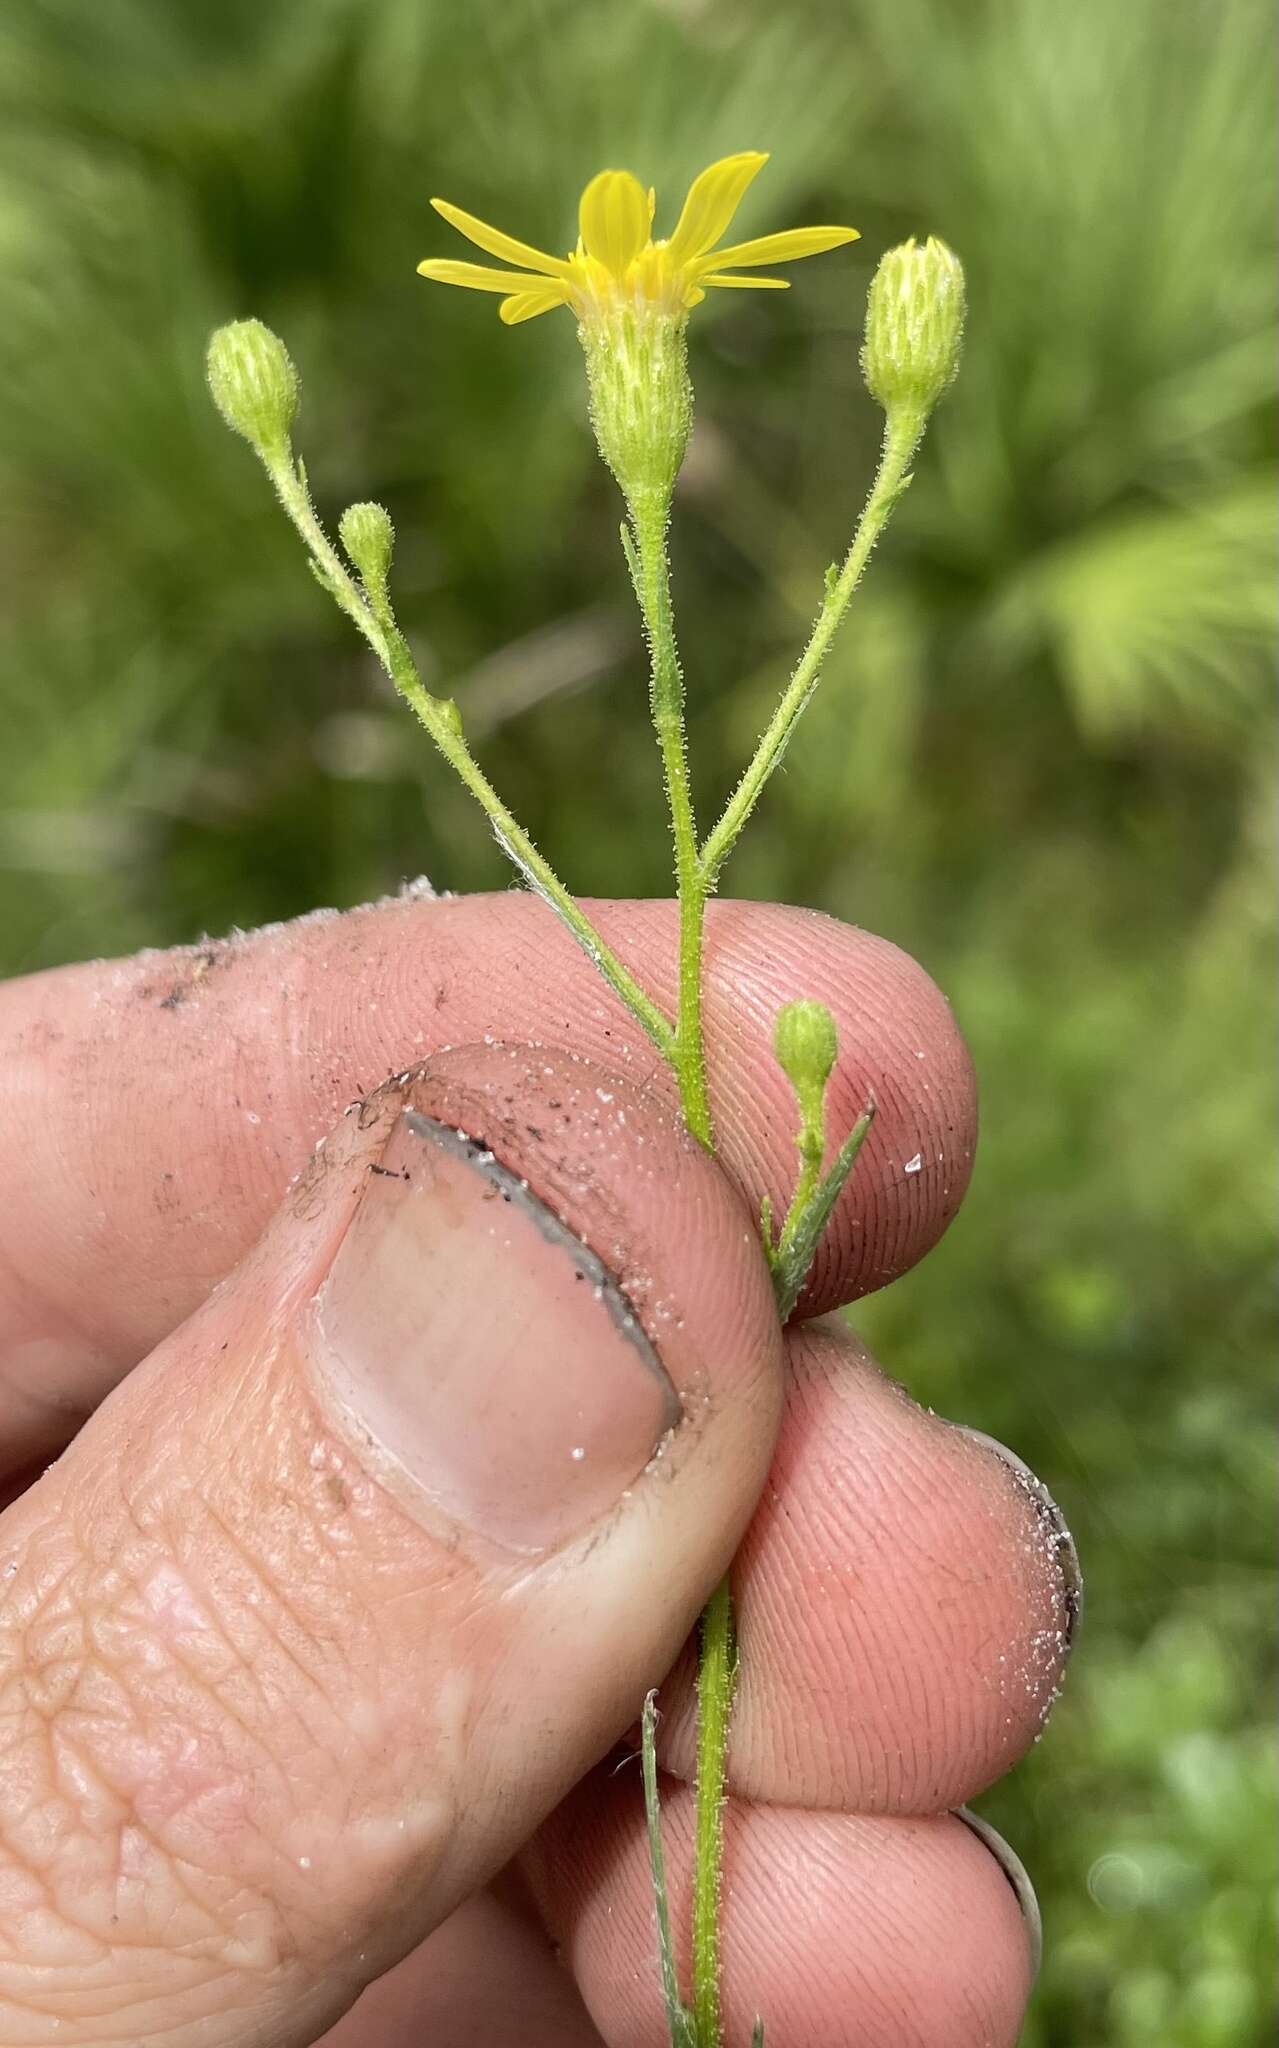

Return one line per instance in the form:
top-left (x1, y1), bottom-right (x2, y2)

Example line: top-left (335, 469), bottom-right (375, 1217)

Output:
top-left (692, 1575), bottom-right (735, 2046)
top-left (627, 490), bottom-right (713, 1150)
top-left (700, 406), bottom-right (925, 887)
top-left (265, 452), bottom-right (385, 650)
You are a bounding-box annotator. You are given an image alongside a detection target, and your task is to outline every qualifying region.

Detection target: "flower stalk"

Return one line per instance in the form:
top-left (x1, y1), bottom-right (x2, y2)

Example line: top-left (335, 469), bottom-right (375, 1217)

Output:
top-left (622, 484), bottom-right (713, 1148)
top-left (701, 403), bottom-right (925, 887)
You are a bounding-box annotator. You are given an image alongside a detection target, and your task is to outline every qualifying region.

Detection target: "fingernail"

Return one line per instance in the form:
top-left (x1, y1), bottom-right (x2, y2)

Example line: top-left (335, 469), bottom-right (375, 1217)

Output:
top-left (954, 1807), bottom-right (1043, 1978)
top-left (954, 1425), bottom-right (1083, 1650)
top-left (311, 1110), bottom-right (682, 1552)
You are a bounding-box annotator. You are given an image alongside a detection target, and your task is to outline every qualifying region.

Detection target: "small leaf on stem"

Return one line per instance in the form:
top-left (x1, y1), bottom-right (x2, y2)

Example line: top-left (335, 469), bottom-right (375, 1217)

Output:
top-left (766, 998), bottom-right (876, 1320)
top-left (769, 1101), bottom-right (876, 1321)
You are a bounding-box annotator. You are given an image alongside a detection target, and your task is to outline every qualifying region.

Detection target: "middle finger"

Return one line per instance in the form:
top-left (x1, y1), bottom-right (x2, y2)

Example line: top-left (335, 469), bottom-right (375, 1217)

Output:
top-left (641, 1316), bottom-right (1078, 1814)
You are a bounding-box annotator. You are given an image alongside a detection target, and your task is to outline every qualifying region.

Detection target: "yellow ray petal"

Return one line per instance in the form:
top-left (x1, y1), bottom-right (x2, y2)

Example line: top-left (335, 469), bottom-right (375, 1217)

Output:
top-left (578, 169), bottom-right (651, 275)
top-left (667, 151), bottom-right (768, 264)
top-left (701, 272), bottom-right (790, 288)
top-left (701, 224), bottom-right (860, 271)
top-left (499, 286), bottom-right (566, 324)
top-left (430, 198), bottom-right (570, 278)
top-left (416, 259), bottom-right (552, 294)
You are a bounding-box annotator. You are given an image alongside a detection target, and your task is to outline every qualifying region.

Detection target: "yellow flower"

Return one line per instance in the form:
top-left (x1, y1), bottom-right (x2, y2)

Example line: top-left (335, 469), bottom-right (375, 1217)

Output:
top-left (417, 152), bottom-right (858, 327)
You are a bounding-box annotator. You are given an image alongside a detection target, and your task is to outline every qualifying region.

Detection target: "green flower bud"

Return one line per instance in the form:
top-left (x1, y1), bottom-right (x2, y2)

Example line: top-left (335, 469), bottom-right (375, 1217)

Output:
top-left (339, 501), bottom-right (395, 598)
top-left (206, 319), bottom-right (299, 457)
top-left (774, 998), bottom-right (839, 1109)
top-left (861, 237), bottom-right (965, 417)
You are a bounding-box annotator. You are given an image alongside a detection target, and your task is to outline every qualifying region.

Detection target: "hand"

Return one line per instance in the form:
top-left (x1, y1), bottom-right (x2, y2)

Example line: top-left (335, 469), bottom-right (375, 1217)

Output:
top-left (0, 894), bottom-right (1077, 2046)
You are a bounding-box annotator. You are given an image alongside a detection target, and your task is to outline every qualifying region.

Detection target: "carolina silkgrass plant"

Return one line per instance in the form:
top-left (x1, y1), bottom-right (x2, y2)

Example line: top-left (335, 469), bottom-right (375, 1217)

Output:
top-left (207, 152), bottom-right (965, 2048)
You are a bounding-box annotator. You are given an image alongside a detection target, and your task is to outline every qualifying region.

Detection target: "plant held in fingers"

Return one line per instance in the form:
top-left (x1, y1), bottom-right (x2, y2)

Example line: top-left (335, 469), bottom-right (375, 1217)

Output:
top-left (207, 150), bottom-right (965, 2048)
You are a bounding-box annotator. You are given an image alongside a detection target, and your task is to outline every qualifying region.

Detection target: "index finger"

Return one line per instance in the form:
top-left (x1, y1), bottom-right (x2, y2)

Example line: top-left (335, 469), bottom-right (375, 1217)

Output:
top-left (0, 892), bottom-right (975, 1470)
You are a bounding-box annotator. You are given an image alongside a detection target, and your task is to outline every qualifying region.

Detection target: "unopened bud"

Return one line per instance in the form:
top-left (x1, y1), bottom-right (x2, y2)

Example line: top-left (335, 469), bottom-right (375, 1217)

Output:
top-left (339, 501), bottom-right (395, 598)
top-left (774, 999), bottom-right (839, 1110)
top-left (206, 319), bottom-right (299, 456)
top-left (861, 237), bottom-right (965, 417)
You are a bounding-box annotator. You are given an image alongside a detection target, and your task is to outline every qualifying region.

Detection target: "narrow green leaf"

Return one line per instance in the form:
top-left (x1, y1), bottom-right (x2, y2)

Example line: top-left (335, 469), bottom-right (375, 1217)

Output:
top-left (641, 1692), bottom-right (697, 2048)
top-left (620, 520), bottom-right (643, 600)
top-left (771, 1102), bottom-right (876, 1320)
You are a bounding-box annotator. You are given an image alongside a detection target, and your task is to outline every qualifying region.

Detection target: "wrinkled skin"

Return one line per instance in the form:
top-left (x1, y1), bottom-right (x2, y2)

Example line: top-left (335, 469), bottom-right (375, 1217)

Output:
top-left (0, 895), bottom-right (1077, 2046)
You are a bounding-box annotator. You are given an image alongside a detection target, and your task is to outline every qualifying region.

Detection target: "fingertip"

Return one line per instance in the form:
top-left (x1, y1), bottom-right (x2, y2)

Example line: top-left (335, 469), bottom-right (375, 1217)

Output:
top-left (947, 1422), bottom-right (1082, 1659)
top-left (650, 1317), bottom-right (1075, 1814)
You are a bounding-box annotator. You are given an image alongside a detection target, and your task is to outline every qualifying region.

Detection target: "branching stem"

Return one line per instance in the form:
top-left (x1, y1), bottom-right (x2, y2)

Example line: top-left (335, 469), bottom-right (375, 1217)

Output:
top-left (264, 453), bottom-right (675, 1058)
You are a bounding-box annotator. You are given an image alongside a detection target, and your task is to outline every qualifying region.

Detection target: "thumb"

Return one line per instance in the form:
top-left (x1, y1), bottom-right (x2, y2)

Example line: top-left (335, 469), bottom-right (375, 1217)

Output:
top-left (0, 1044), bottom-right (782, 2047)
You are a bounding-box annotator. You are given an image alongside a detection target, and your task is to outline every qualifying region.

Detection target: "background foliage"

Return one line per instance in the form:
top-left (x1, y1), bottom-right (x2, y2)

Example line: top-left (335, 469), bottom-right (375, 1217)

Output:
top-left (1, 0), bottom-right (1274, 2039)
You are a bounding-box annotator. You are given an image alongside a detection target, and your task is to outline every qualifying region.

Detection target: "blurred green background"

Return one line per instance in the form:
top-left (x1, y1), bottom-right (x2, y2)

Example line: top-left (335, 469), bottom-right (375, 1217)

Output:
top-left (1, 0), bottom-right (1274, 2039)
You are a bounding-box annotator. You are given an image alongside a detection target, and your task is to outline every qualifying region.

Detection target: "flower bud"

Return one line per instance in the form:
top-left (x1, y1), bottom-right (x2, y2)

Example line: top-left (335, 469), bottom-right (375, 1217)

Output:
top-left (206, 320), bottom-right (299, 457)
top-left (861, 237), bottom-right (965, 418)
top-left (774, 998), bottom-right (839, 1109)
top-left (339, 501), bottom-right (395, 598)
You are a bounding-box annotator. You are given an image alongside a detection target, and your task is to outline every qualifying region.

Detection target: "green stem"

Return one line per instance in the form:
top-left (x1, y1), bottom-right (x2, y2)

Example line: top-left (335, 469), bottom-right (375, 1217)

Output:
top-left (674, 869), bottom-right (710, 1146)
top-left (266, 451), bottom-right (384, 650)
top-left (774, 1062), bottom-right (830, 1269)
top-left (627, 488), bottom-right (713, 1150)
top-left (266, 452), bottom-right (675, 1059)
top-left (388, 641), bottom-right (675, 1058)
top-left (621, 485), bottom-right (731, 2044)
top-left (700, 405), bottom-right (925, 887)
top-left (692, 1575), bottom-right (735, 2047)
